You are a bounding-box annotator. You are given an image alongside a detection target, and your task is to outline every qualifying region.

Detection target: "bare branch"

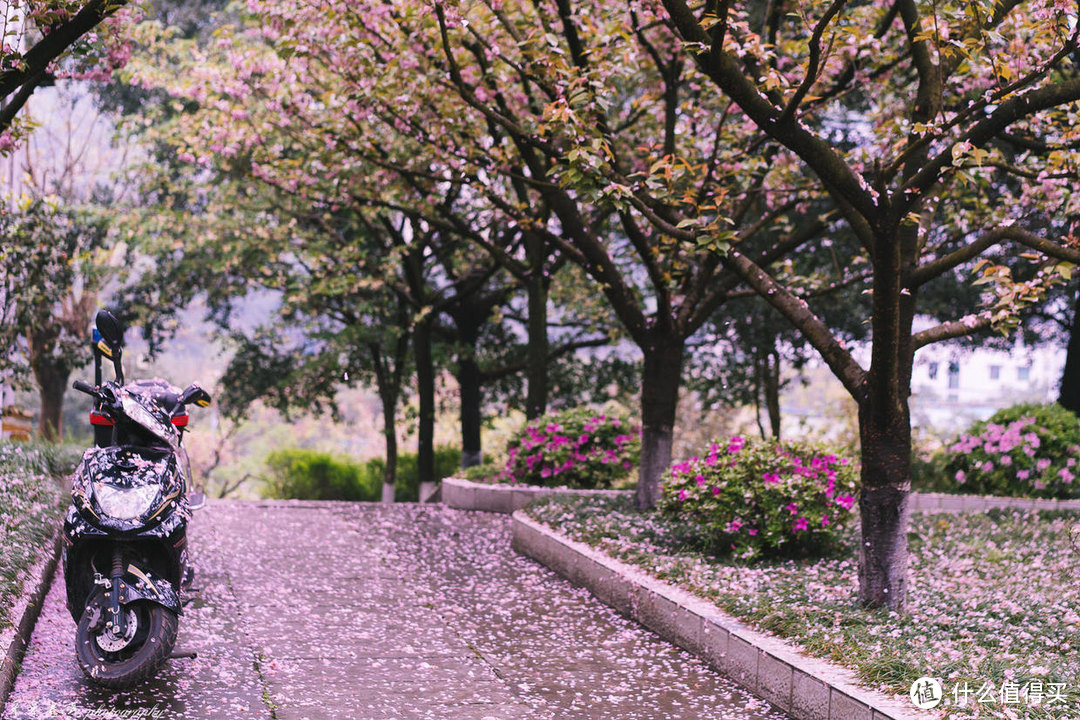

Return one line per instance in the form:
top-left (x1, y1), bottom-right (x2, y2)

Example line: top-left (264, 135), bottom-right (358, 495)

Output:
top-left (777, 0), bottom-right (847, 125)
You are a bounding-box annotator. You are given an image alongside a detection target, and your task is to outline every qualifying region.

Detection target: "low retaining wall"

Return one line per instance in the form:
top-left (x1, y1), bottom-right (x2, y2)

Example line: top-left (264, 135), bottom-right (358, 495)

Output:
top-left (441, 476), bottom-right (631, 514)
top-left (910, 492), bottom-right (1080, 513)
top-left (0, 531), bottom-right (61, 717)
top-left (511, 513), bottom-right (930, 720)
top-left (445, 476), bottom-right (1080, 517)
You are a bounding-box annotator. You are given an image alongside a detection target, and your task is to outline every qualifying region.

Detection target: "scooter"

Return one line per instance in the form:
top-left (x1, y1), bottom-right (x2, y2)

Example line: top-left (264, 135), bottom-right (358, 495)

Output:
top-left (64, 309), bottom-right (211, 688)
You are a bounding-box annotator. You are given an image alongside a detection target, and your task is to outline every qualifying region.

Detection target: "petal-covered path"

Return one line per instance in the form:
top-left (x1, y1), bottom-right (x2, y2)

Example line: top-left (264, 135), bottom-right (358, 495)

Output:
top-left (3, 502), bottom-right (790, 720)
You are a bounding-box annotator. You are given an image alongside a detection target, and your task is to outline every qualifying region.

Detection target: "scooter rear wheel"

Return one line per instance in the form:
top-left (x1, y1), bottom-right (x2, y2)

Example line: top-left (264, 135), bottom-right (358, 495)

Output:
top-left (75, 589), bottom-right (178, 689)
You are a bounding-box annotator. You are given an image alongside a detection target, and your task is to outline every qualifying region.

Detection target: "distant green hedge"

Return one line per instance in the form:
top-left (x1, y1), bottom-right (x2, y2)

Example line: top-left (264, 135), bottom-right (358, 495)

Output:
top-left (264, 446), bottom-right (461, 502)
top-left (366, 446), bottom-right (461, 502)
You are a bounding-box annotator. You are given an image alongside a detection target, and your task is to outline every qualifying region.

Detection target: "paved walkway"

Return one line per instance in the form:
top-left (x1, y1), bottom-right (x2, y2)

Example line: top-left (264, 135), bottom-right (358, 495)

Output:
top-left (3, 502), bottom-right (790, 720)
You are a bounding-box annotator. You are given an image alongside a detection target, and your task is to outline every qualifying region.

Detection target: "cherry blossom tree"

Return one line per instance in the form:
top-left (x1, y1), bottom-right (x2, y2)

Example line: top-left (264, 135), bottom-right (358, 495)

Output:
top-left (659, 0), bottom-right (1080, 610)
top-left (0, 0), bottom-right (138, 148)
top-left (126, 0), bottom-right (855, 509)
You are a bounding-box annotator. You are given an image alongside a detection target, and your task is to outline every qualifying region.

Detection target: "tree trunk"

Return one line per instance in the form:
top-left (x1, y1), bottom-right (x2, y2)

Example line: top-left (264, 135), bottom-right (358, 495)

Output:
top-left (449, 299), bottom-right (486, 469)
top-left (635, 337), bottom-right (685, 510)
top-left (414, 315), bottom-right (436, 500)
top-left (857, 234), bottom-right (916, 612)
top-left (525, 233), bottom-right (549, 420)
top-left (380, 393), bottom-right (398, 504)
top-left (1059, 286), bottom-right (1080, 414)
top-left (34, 362), bottom-right (68, 443)
top-left (458, 347), bottom-right (483, 468)
top-left (856, 396), bottom-right (912, 611)
top-left (764, 350), bottom-right (781, 439)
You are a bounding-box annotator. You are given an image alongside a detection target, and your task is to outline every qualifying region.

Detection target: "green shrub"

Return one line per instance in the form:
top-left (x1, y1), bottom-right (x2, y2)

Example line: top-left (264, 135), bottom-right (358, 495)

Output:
top-left (503, 406), bottom-right (639, 489)
top-left (37, 443), bottom-right (85, 477)
top-left (659, 436), bottom-right (860, 560)
top-left (0, 442), bottom-right (67, 631)
top-left (265, 446), bottom-right (461, 502)
top-left (910, 451), bottom-right (951, 493)
top-left (936, 403), bottom-right (1080, 499)
top-left (366, 446), bottom-right (460, 502)
top-left (264, 449), bottom-right (379, 501)
top-left (461, 461), bottom-right (511, 483)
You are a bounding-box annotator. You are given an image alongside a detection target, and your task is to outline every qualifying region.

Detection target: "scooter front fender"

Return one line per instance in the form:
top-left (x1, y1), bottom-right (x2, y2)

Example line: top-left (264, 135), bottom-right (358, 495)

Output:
top-left (114, 564), bottom-right (182, 616)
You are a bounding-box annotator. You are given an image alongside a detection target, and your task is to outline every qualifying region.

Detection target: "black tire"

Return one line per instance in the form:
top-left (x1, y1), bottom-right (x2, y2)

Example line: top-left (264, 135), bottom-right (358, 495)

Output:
top-left (75, 590), bottom-right (178, 689)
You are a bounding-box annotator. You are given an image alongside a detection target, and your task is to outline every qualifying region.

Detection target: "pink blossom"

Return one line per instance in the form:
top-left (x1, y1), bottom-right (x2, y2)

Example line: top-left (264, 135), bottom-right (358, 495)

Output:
top-left (955, 470), bottom-right (966, 484)
top-left (763, 472), bottom-right (780, 484)
top-left (793, 517), bottom-right (809, 532)
top-left (836, 495), bottom-right (856, 511)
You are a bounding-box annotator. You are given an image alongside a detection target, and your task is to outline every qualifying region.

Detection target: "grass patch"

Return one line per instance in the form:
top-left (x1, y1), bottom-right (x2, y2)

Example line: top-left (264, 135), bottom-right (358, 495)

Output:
top-left (525, 496), bottom-right (1080, 718)
top-left (0, 442), bottom-right (77, 633)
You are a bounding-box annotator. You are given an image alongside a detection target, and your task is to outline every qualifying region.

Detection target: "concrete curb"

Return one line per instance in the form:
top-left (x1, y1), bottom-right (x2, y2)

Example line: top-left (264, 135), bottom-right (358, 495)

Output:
top-left (511, 512), bottom-right (933, 720)
top-left (909, 492), bottom-right (1080, 514)
top-left (442, 476), bottom-right (632, 514)
top-left (0, 529), bottom-right (62, 718)
top-left (444, 478), bottom-right (1080, 517)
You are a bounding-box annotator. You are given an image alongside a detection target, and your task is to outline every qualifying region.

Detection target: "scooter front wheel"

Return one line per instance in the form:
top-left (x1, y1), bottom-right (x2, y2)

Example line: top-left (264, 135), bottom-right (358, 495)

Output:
top-left (75, 590), bottom-right (178, 689)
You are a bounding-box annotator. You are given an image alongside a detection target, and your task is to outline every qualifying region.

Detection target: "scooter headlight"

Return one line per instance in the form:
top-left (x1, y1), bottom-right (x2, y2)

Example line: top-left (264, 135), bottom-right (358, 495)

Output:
top-left (92, 483), bottom-right (161, 520)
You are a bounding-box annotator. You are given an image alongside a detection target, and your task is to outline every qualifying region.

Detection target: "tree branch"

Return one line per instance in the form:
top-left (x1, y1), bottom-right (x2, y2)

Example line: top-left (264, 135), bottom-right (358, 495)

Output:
top-left (720, 249), bottom-right (868, 400)
top-left (776, 0), bottom-right (847, 125)
top-left (912, 313), bottom-right (992, 350)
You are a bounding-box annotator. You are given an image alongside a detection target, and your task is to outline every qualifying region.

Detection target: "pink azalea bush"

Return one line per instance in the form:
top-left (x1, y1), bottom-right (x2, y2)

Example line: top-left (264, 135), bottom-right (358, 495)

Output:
top-left (501, 407), bottom-right (640, 489)
top-left (938, 403), bottom-right (1080, 499)
top-left (659, 436), bottom-right (859, 559)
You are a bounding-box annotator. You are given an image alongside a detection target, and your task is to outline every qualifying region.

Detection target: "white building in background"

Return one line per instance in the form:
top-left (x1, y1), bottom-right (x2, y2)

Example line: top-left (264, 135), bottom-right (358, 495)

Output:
top-left (909, 341), bottom-right (1066, 430)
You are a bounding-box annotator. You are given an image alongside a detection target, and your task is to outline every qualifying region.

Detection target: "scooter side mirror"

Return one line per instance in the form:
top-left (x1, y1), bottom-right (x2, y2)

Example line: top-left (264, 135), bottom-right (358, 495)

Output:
top-left (179, 384), bottom-right (212, 409)
top-left (95, 310), bottom-right (125, 385)
top-left (95, 310), bottom-right (124, 350)
top-left (188, 491), bottom-right (207, 511)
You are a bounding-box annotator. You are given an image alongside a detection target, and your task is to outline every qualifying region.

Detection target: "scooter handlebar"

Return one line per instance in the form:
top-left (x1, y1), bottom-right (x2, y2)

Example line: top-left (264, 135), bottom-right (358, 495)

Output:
top-left (72, 380), bottom-right (99, 397)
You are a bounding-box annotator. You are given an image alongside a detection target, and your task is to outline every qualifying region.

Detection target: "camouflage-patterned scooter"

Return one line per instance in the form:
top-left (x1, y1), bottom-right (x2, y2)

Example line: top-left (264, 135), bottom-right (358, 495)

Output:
top-left (65, 309), bottom-right (211, 688)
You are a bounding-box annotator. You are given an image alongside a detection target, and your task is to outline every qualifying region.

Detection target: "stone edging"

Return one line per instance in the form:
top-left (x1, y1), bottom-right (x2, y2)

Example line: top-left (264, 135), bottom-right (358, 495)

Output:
top-left (444, 476), bottom-right (1080, 516)
top-left (441, 476), bottom-right (632, 514)
top-left (909, 492), bottom-right (1080, 514)
top-left (511, 512), bottom-right (933, 720)
top-left (0, 530), bottom-right (61, 717)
